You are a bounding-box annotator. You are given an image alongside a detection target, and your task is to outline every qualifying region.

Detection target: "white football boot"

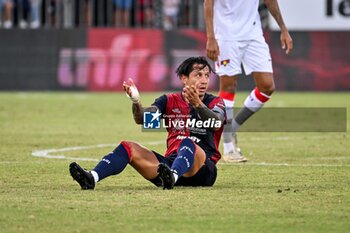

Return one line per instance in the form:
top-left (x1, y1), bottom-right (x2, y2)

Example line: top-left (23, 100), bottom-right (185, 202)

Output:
top-left (223, 133), bottom-right (248, 163)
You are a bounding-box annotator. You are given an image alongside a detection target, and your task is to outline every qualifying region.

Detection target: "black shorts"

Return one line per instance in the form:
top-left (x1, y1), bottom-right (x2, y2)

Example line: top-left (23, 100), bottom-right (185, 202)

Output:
top-left (150, 151), bottom-right (217, 187)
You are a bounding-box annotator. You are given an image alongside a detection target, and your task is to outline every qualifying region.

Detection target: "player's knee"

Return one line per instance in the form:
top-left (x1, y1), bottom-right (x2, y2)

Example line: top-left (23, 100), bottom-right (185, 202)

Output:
top-left (258, 83), bottom-right (275, 96)
top-left (179, 138), bottom-right (195, 148)
top-left (221, 85), bottom-right (236, 94)
top-left (264, 85), bottom-right (275, 96)
top-left (119, 140), bottom-right (134, 160)
top-left (220, 76), bottom-right (237, 93)
top-left (178, 138), bottom-right (196, 155)
top-left (181, 138), bottom-right (194, 145)
top-left (120, 140), bottom-right (132, 147)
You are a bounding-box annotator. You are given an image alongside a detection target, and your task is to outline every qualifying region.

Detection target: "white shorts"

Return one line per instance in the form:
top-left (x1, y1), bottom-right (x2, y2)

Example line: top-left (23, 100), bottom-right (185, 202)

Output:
top-left (215, 35), bottom-right (273, 76)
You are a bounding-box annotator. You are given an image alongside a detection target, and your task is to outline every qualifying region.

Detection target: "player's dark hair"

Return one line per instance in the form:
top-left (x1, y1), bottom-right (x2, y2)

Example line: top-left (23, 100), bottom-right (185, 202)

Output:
top-left (175, 56), bottom-right (214, 78)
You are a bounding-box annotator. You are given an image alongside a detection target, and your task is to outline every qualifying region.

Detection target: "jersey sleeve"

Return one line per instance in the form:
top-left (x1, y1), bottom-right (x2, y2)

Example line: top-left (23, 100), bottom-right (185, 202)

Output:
top-left (151, 94), bottom-right (167, 115)
top-left (208, 97), bottom-right (226, 122)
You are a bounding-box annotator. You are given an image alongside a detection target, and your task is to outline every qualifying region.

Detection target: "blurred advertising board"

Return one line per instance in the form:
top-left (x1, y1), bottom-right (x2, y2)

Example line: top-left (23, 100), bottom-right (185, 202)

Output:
top-left (57, 29), bottom-right (218, 92)
top-left (0, 29), bottom-right (349, 91)
top-left (269, 0), bottom-right (350, 31)
top-left (0, 29), bottom-right (86, 90)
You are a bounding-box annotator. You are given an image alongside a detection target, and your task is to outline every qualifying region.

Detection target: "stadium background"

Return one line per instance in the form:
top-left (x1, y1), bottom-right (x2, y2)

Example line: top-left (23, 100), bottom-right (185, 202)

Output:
top-left (0, 0), bottom-right (349, 91)
top-left (1, 1), bottom-right (349, 233)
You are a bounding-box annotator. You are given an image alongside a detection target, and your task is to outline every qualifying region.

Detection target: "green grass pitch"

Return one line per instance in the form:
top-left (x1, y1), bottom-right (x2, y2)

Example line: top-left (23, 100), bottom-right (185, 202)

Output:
top-left (0, 92), bottom-right (349, 233)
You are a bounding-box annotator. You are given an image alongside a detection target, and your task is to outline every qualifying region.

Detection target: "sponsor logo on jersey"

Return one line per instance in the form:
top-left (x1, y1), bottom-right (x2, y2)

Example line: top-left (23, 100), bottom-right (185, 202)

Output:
top-left (176, 135), bottom-right (201, 143)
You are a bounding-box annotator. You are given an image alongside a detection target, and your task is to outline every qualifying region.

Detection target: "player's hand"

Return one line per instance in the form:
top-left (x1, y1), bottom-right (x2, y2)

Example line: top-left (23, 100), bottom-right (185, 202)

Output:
top-left (183, 84), bottom-right (202, 108)
top-left (281, 30), bottom-right (293, 55)
top-left (206, 37), bottom-right (220, 61)
top-left (123, 78), bottom-right (140, 104)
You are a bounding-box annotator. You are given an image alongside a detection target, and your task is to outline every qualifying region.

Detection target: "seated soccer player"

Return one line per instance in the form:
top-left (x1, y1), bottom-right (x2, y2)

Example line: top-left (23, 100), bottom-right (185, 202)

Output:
top-left (69, 57), bottom-right (226, 190)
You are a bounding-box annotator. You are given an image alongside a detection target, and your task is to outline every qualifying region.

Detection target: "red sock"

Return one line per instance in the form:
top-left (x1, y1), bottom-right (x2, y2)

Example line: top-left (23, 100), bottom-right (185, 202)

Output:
top-left (219, 91), bottom-right (235, 102)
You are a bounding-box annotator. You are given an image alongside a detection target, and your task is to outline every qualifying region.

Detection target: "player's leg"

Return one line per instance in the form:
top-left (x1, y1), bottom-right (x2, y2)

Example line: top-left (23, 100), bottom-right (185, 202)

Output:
top-left (219, 75), bottom-right (238, 155)
top-left (3, 0), bottom-right (13, 28)
top-left (0, 0), bottom-right (2, 24)
top-left (232, 72), bottom-right (274, 132)
top-left (232, 36), bottom-right (274, 135)
top-left (69, 140), bottom-right (160, 190)
top-left (171, 139), bottom-right (206, 177)
top-left (215, 40), bottom-right (246, 162)
top-left (157, 138), bottom-right (206, 189)
top-left (253, 72), bottom-right (275, 96)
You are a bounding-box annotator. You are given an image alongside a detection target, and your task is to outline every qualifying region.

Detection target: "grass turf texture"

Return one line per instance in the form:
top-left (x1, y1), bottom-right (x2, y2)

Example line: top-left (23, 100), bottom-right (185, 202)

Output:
top-left (0, 92), bottom-right (349, 233)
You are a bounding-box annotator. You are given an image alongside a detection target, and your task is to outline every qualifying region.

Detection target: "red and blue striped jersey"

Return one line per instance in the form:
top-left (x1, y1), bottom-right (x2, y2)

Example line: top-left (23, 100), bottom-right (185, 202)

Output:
top-left (152, 92), bottom-right (226, 164)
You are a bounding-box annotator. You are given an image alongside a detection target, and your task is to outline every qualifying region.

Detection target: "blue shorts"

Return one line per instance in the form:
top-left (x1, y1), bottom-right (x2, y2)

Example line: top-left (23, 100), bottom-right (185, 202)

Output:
top-left (113, 0), bottom-right (132, 9)
top-left (150, 151), bottom-right (217, 187)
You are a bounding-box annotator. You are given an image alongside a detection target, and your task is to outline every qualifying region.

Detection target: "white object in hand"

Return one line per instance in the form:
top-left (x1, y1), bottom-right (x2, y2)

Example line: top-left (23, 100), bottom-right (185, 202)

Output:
top-left (126, 85), bottom-right (140, 103)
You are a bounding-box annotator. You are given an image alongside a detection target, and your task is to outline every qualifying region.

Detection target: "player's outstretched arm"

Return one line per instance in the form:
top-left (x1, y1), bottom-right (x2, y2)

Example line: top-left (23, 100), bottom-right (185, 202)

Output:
top-left (123, 78), bottom-right (158, 125)
top-left (264, 0), bottom-right (293, 54)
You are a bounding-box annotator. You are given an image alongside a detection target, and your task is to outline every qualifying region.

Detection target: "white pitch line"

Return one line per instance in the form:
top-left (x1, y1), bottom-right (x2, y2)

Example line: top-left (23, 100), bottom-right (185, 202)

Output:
top-left (220, 162), bottom-right (350, 167)
top-left (238, 135), bottom-right (347, 142)
top-left (240, 136), bottom-right (291, 141)
top-left (304, 156), bottom-right (350, 161)
top-left (0, 161), bottom-right (39, 164)
top-left (31, 141), bottom-right (163, 161)
top-left (31, 141), bottom-right (350, 167)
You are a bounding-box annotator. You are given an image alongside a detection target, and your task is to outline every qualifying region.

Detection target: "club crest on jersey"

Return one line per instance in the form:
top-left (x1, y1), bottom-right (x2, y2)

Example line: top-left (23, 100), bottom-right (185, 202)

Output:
top-left (221, 59), bottom-right (230, 66)
top-left (172, 108), bottom-right (181, 114)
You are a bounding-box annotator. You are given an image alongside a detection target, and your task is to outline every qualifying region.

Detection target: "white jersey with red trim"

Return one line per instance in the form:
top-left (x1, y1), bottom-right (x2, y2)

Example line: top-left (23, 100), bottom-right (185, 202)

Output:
top-left (214, 0), bottom-right (263, 41)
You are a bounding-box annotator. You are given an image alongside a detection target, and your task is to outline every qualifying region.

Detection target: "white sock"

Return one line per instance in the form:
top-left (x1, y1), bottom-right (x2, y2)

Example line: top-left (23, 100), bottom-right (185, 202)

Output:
top-left (4, 20), bottom-right (12, 29)
top-left (223, 143), bottom-right (234, 154)
top-left (232, 88), bottom-right (271, 132)
top-left (90, 170), bottom-right (99, 183)
top-left (223, 99), bottom-right (235, 154)
top-left (244, 88), bottom-right (270, 112)
top-left (173, 172), bottom-right (179, 183)
top-left (232, 118), bottom-right (240, 134)
top-left (223, 99), bottom-right (234, 119)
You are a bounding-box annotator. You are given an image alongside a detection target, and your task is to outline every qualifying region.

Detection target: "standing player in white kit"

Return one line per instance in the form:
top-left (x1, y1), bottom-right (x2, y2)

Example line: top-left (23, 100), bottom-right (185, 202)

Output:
top-left (204, 0), bottom-right (293, 162)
